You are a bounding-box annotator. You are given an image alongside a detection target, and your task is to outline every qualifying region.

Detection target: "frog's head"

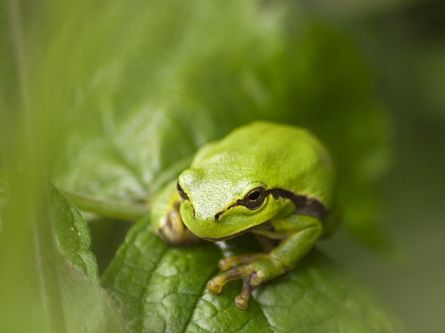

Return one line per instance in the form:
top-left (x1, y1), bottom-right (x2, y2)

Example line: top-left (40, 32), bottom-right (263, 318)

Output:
top-left (176, 167), bottom-right (288, 240)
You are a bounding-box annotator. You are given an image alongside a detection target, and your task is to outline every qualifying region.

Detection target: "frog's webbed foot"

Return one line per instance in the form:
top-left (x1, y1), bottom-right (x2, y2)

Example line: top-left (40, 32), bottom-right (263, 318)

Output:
top-left (157, 204), bottom-right (200, 246)
top-left (207, 254), bottom-right (280, 309)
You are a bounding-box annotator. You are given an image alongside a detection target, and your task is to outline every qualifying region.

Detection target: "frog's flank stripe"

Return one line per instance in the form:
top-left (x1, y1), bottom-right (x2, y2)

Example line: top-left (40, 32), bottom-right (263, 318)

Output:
top-left (267, 189), bottom-right (329, 220)
top-left (216, 188), bottom-right (328, 222)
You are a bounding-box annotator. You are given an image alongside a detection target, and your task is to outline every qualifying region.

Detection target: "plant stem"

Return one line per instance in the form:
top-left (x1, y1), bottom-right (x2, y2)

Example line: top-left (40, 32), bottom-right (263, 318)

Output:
top-left (60, 190), bottom-right (149, 222)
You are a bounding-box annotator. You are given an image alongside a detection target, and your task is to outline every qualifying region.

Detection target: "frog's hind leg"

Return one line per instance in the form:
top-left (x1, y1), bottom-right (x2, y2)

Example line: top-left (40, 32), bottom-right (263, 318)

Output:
top-left (207, 215), bottom-right (323, 309)
top-left (218, 253), bottom-right (263, 271)
top-left (235, 276), bottom-right (254, 310)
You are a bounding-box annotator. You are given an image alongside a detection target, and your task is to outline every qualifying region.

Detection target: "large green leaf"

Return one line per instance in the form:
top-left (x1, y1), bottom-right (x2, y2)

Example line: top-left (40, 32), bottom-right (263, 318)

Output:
top-left (103, 218), bottom-right (402, 333)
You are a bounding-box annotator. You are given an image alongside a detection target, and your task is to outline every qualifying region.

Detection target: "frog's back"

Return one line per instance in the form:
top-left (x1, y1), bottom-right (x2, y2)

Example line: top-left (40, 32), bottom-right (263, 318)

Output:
top-left (193, 121), bottom-right (336, 207)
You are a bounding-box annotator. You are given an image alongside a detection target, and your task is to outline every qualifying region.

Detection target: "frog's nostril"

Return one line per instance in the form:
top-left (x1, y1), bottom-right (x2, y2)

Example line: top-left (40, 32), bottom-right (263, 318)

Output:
top-left (215, 211), bottom-right (223, 221)
top-left (188, 201), bottom-right (196, 217)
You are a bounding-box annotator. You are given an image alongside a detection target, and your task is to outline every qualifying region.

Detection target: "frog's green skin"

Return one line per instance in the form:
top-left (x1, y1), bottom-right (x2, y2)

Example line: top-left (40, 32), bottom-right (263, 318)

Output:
top-left (151, 121), bottom-right (337, 309)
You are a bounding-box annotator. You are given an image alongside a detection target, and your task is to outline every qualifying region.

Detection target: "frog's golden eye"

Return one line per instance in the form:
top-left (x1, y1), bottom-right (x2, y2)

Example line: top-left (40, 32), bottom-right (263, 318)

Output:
top-left (242, 187), bottom-right (266, 210)
top-left (177, 182), bottom-right (189, 200)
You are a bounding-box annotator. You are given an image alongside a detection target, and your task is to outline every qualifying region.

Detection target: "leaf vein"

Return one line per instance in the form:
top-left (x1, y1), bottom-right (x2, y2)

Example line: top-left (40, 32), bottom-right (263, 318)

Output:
top-left (182, 267), bottom-right (219, 333)
top-left (137, 246), bottom-right (169, 333)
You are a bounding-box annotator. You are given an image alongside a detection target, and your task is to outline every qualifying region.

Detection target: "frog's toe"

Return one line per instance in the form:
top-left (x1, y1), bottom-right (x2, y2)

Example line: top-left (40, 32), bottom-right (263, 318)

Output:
top-left (208, 256), bottom-right (281, 309)
top-left (207, 264), bottom-right (254, 294)
top-left (235, 276), bottom-right (254, 310)
top-left (208, 268), bottom-right (258, 310)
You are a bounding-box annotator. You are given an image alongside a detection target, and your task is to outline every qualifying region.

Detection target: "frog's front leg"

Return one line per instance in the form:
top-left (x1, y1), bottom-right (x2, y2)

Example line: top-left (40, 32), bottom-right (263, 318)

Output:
top-left (151, 181), bottom-right (200, 246)
top-left (157, 201), bottom-right (200, 246)
top-left (207, 215), bottom-right (322, 309)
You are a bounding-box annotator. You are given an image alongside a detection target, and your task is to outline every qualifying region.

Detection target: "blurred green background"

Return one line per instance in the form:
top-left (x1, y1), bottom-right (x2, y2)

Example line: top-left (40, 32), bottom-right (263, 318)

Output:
top-left (1, 1), bottom-right (444, 332)
top-left (317, 2), bottom-right (445, 333)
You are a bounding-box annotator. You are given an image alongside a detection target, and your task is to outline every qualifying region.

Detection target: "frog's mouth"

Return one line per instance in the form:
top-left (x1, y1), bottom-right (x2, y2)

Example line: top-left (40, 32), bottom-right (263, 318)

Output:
top-left (179, 200), bottom-right (266, 240)
top-left (198, 223), bottom-right (266, 242)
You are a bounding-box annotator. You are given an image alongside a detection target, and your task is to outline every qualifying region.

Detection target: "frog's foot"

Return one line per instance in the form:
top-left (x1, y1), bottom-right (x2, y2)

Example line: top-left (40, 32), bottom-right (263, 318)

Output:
top-left (157, 206), bottom-right (200, 246)
top-left (208, 255), bottom-right (280, 309)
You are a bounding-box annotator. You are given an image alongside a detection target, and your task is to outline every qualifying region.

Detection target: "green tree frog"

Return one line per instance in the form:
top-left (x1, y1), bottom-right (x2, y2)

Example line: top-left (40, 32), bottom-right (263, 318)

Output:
top-left (151, 121), bottom-right (337, 309)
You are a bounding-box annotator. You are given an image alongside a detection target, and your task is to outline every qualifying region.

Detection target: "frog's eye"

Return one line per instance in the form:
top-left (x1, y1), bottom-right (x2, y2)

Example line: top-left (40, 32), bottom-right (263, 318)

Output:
top-left (177, 182), bottom-right (189, 200)
top-left (242, 187), bottom-right (266, 210)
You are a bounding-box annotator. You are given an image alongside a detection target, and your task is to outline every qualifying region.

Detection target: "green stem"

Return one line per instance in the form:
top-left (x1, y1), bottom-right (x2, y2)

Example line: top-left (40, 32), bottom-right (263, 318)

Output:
top-left (60, 190), bottom-right (149, 222)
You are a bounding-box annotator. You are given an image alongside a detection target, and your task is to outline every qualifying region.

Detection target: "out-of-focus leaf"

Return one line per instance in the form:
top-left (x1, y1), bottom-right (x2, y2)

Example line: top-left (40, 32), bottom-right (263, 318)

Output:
top-left (103, 218), bottom-right (403, 333)
top-left (49, 191), bottom-right (124, 333)
top-left (0, 174), bottom-right (5, 225)
top-left (55, 1), bottom-right (391, 249)
top-left (55, 252), bottom-right (124, 333)
top-left (52, 189), bottom-right (98, 279)
top-left (54, 1), bottom-right (280, 202)
top-left (0, 180), bottom-right (123, 333)
top-left (273, 24), bottom-right (392, 248)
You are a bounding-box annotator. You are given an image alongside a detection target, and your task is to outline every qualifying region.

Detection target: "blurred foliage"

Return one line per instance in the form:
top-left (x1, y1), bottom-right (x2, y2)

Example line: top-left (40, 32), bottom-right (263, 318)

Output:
top-left (53, 1), bottom-right (391, 248)
top-left (0, 0), bottom-right (405, 332)
top-left (51, 189), bottom-right (98, 279)
top-left (0, 181), bottom-right (123, 332)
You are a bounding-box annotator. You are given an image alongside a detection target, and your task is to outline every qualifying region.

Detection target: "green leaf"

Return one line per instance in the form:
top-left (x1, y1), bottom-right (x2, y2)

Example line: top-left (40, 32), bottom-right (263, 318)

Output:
top-left (52, 189), bottom-right (98, 279)
top-left (103, 218), bottom-right (403, 333)
top-left (50, 190), bottom-right (125, 332)
top-left (54, 254), bottom-right (125, 333)
top-left (0, 174), bottom-right (6, 226)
